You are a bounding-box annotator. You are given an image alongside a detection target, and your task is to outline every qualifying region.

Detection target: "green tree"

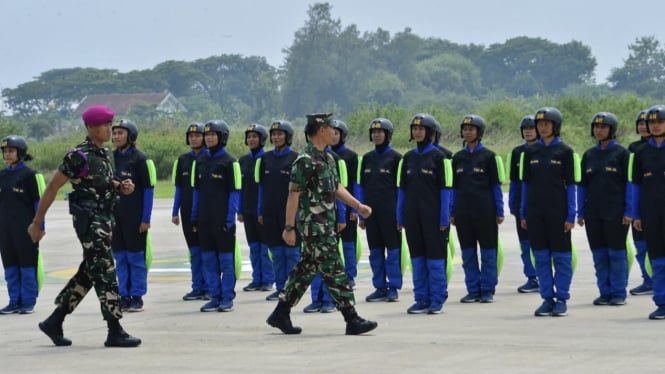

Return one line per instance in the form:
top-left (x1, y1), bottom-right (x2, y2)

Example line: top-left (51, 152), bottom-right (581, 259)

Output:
top-left (608, 36), bottom-right (665, 97)
top-left (2, 68), bottom-right (122, 115)
top-left (0, 114), bottom-right (24, 136)
top-left (193, 54), bottom-right (278, 120)
top-left (354, 70), bottom-right (405, 107)
top-left (26, 116), bottom-right (53, 141)
top-left (152, 60), bottom-right (206, 98)
top-left (281, 2), bottom-right (344, 117)
top-left (480, 37), bottom-right (596, 95)
top-left (415, 53), bottom-right (483, 97)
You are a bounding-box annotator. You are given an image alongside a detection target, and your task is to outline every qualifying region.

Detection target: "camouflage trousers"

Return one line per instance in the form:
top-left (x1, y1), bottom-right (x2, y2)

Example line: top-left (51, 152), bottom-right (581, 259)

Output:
top-left (54, 213), bottom-right (122, 321)
top-left (281, 234), bottom-right (355, 308)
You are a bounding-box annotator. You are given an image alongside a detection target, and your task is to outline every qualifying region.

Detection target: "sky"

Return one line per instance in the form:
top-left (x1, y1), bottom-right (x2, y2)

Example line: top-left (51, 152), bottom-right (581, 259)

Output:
top-left (1, 0), bottom-right (664, 91)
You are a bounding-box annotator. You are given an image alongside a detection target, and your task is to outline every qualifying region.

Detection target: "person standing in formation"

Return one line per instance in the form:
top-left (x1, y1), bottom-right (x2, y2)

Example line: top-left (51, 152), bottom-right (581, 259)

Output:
top-left (398, 114), bottom-right (452, 314)
top-left (111, 119), bottom-right (155, 313)
top-left (257, 121), bottom-right (300, 301)
top-left (357, 118), bottom-right (403, 303)
top-left (520, 107), bottom-right (577, 317)
top-left (192, 120), bottom-right (240, 313)
top-left (631, 105), bottom-right (665, 319)
top-left (330, 120), bottom-right (360, 291)
top-left (0, 136), bottom-right (41, 315)
top-left (173, 122), bottom-right (209, 301)
top-left (508, 115), bottom-right (540, 293)
top-left (628, 109), bottom-right (653, 296)
top-left (577, 112), bottom-right (631, 306)
top-left (238, 123), bottom-right (275, 293)
top-left (451, 114), bottom-right (505, 304)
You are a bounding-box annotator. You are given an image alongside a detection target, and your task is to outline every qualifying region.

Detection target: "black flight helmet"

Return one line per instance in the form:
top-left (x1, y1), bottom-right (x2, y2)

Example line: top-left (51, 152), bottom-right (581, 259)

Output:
top-left (534, 107), bottom-right (563, 137)
top-left (459, 114), bottom-right (486, 140)
top-left (244, 123), bottom-right (268, 146)
top-left (519, 115), bottom-right (536, 139)
top-left (635, 109), bottom-right (648, 135)
top-left (204, 119), bottom-right (230, 147)
top-left (409, 113), bottom-right (439, 142)
top-left (270, 120), bottom-right (294, 145)
top-left (113, 119), bottom-right (139, 145)
top-left (368, 118), bottom-right (393, 143)
top-left (185, 122), bottom-right (205, 145)
top-left (646, 104), bottom-right (665, 134)
top-left (1, 135), bottom-right (29, 161)
top-left (590, 112), bottom-right (619, 139)
top-left (333, 120), bottom-right (349, 144)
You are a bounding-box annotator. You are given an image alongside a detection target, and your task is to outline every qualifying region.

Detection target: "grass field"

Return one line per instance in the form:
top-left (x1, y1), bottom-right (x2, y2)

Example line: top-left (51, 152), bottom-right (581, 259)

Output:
top-left (154, 179), bottom-right (175, 199)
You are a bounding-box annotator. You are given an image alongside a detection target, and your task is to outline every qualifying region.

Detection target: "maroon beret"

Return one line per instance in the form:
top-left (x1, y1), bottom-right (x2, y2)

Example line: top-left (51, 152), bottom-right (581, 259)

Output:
top-left (82, 105), bottom-right (115, 126)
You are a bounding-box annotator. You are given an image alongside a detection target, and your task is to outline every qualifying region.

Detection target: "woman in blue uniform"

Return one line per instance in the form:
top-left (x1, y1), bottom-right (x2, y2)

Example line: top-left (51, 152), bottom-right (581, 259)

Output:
top-left (356, 118), bottom-right (403, 302)
top-left (451, 114), bottom-right (504, 304)
top-left (112, 119), bottom-right (154, 313)
top-left (172, 122), bottom-right (208, 301)
top-left (628, 109), bottom-right (653, 296)
top-left (238, 123), bottom-right (274, 293)
top-left (192, 120), bottom-right (240, 312)
top-left (0, 136), bottom-right (40, 314)
top-left (577, 112), bottom-right (631, 306)
top-left (257, 121), bottom-right (300, 301)
top-left (520, 107), bottom-right (577, 317)
top-left (508, 116), bottom-right (539, 293)
top-left (397, 113), bottom-right (451, 314)
top-left (330, 120), bottom-right (360, 289)
top-left (631, 105), bottom-right (665, 319)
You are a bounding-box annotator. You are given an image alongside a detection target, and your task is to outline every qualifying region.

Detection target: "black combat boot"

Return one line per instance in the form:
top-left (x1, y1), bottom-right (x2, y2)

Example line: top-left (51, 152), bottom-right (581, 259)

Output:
top-left (104, 318), bottom-right (142, 347)
top-left (267, 300), bottom-right (302, 334)
top-left (340, 306), bottom-right (378, 335)
top-left (39, 307), bottom-right (72, 346)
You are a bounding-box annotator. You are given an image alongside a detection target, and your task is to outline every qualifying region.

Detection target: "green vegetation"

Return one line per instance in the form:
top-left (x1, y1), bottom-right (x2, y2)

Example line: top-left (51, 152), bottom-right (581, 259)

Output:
top-left (154, 179), bottom-right (175, 199)
top-left (24, 93), bottom-right (651, 192)
top-left (2, 2), bottom-right (663, 189)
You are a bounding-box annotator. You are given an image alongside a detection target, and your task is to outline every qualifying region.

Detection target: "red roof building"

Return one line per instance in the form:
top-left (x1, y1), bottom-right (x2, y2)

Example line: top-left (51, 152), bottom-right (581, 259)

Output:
top-left (74, 92), bottom-right (186, 116)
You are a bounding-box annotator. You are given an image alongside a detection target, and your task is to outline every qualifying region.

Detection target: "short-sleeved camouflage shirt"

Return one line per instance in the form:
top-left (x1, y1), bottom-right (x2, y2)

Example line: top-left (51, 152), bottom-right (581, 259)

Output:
top-left (289, 142), bottom-right (339, 237)
top-left (58, 137), bottom-right (117, 208)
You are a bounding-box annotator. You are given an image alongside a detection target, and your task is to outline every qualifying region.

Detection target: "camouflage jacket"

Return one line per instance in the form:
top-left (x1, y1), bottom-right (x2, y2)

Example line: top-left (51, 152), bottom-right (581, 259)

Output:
top-left (58, 137), bottom-right (117, 213)
top-left (289, 142), bottom-right (339, 237)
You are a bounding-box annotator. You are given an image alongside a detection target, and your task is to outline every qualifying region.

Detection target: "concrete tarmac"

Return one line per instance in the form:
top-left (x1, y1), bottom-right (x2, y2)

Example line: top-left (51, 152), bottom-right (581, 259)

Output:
top-left (0, 199), bottom-right (662, 373)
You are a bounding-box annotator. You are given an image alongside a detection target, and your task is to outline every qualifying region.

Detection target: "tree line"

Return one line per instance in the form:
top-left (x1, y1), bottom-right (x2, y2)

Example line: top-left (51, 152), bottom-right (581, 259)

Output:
top-left (1, 2), bottom-right (663, 174)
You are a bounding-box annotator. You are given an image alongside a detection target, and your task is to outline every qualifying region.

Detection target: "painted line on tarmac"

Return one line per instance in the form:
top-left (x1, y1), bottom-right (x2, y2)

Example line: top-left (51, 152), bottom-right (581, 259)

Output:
top-left (42, 258), bottom-right (375, 283)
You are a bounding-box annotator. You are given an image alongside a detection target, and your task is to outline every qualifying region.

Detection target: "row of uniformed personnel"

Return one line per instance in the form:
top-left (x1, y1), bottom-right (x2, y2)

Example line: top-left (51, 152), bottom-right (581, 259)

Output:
top-left (170, 106), bottom-right (665, 320)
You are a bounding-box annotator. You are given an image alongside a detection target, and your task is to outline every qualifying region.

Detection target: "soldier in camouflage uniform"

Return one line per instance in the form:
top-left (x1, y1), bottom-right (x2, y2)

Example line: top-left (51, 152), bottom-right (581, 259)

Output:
top-left (27, 105), bottom-right (141, 347)
top-left (266, 113), bottom-right (378, 335)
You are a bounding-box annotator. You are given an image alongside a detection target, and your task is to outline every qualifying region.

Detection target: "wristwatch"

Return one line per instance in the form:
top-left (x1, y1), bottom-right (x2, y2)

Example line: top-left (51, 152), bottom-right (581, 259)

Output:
top-left (284, 224), bottom-right (295, 232)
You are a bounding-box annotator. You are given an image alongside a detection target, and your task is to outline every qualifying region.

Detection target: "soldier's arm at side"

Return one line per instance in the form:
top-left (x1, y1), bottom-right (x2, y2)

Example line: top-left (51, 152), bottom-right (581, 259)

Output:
top-left (282, 190), bottom-right (301, 246)
top-left (27, 170), bottom-right (69, 242)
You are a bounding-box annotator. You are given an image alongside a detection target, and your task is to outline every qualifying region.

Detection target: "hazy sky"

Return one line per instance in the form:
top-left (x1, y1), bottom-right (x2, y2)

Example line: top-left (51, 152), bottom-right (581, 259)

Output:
top-left (2, 0), bottom-right (664, 90)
